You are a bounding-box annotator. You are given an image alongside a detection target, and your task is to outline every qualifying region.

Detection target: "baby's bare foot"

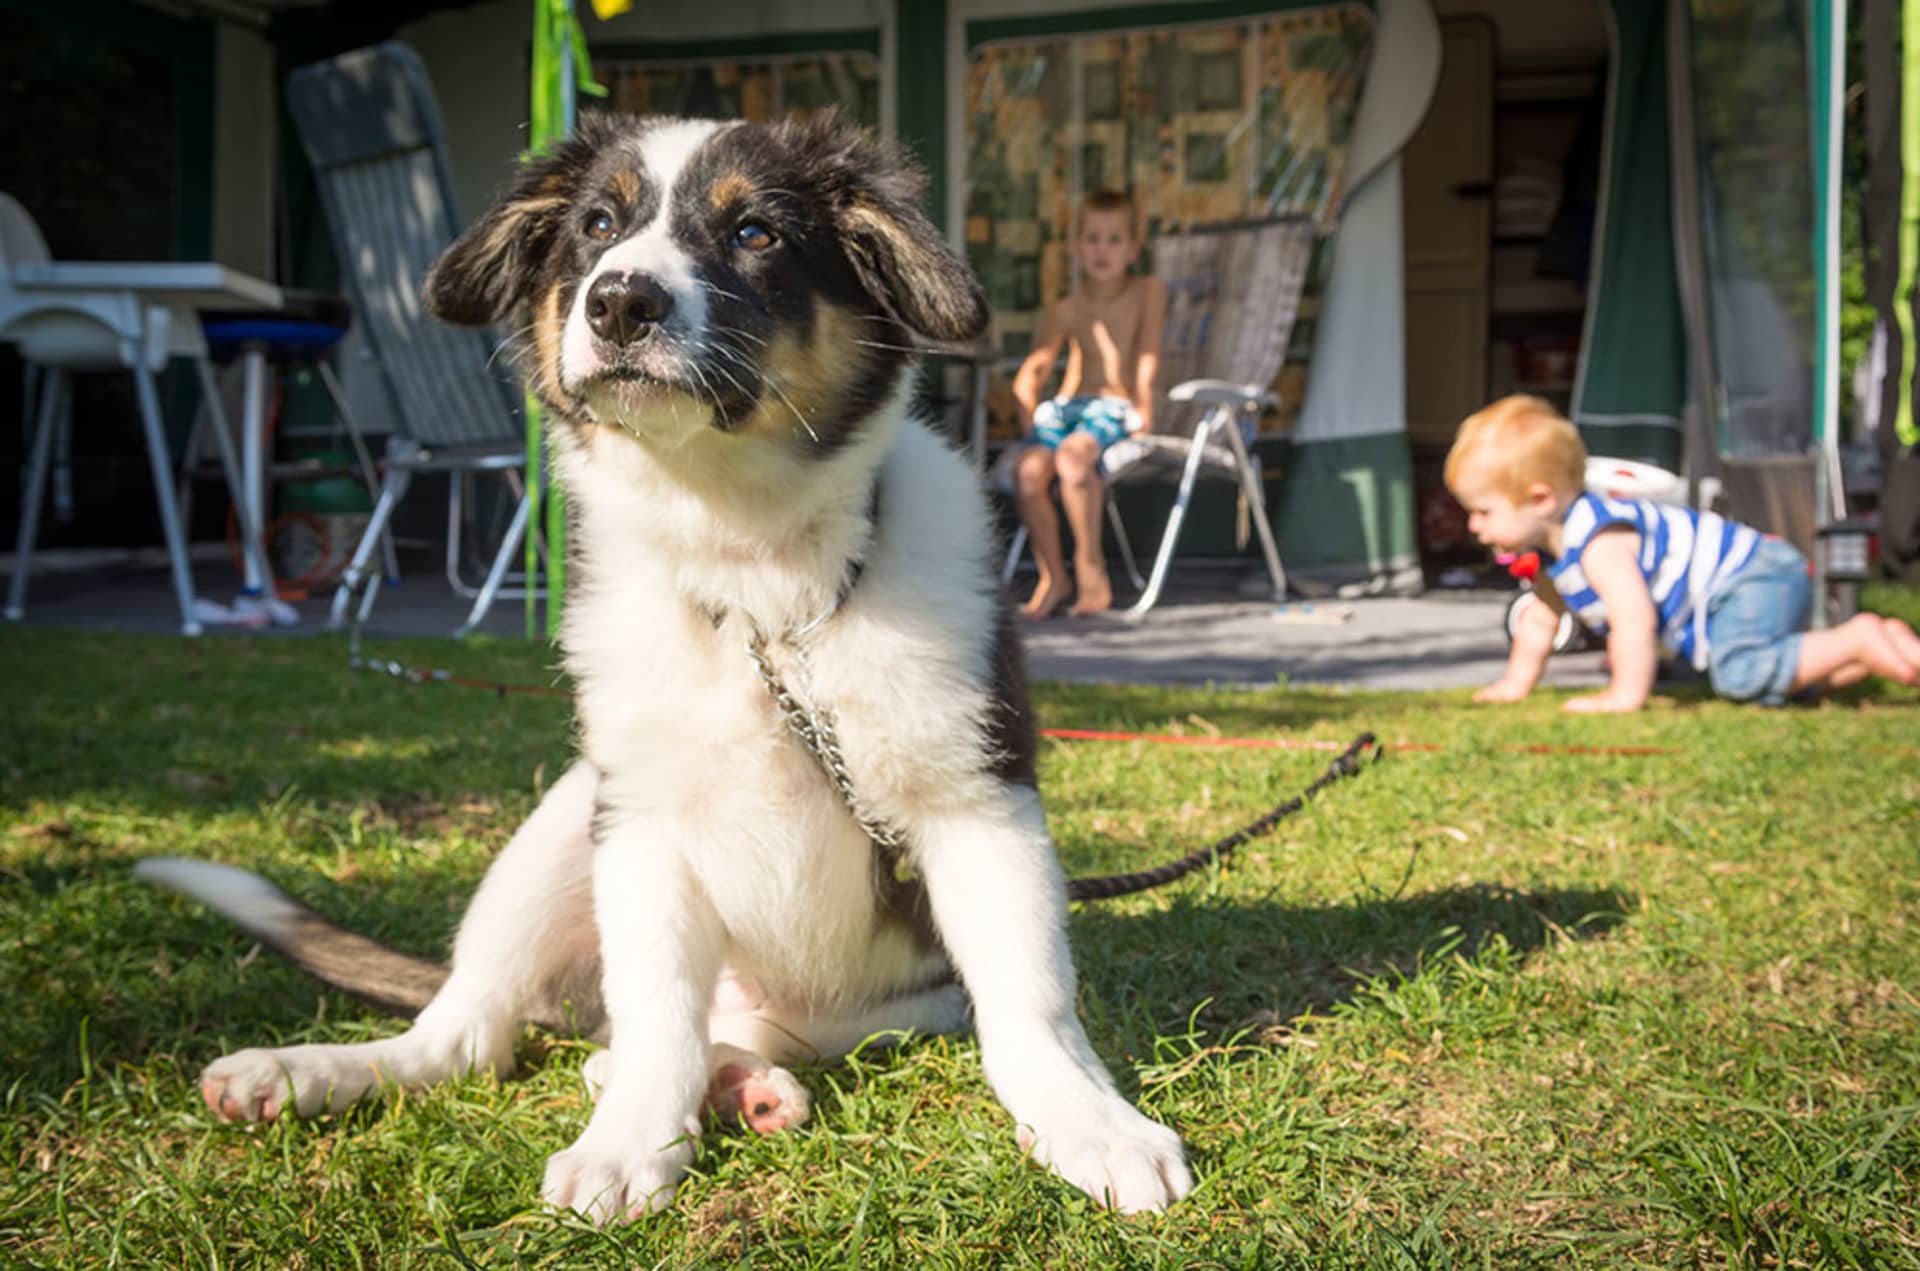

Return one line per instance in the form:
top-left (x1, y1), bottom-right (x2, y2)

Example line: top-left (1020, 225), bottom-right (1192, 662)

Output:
top-left (1883, 617), bottom-right (1920, 675)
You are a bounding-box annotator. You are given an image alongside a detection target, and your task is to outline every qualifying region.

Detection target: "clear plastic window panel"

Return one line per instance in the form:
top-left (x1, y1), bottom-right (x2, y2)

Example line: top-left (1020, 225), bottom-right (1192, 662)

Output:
top-left (594, 54), bottom-right (882, 128)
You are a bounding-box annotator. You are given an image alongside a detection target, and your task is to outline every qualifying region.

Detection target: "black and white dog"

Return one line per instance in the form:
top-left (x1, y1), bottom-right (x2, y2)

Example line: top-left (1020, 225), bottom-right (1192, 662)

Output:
top-left (137, 113), bottom-right (1191, 1221)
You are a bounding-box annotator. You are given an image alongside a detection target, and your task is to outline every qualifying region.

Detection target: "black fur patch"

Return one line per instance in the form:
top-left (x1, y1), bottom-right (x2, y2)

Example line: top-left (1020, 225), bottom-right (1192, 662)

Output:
top-left (985, 601), bottom-right (1039, 788)
top-left (423, 112), bottom-right (988, 459)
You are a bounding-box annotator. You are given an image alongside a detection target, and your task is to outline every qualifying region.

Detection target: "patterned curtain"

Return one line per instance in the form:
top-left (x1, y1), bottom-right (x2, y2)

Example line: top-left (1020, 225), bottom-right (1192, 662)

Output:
top-left (963, 6), bottom-right (1374, 436)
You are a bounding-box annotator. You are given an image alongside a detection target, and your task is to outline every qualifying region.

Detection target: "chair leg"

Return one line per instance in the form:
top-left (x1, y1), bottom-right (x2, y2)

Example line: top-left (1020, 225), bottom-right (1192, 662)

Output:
top-left (445, 469), bottom-right (473, 596)
top-left (1000, 523), bottom-right (1029, 586)
top-left (453, 485), bottom-right (533, 637)
top-left (191, 357), bottom-right (275, 593)
top-left (315, 360), bottom-right (399, 582)
top-left (1222, 422), bottom-right (1288, 600)
top-left (444, 466), bottom-right (545, 600)
top-left (329, 465), bottom-right (411, 630)
top-left (1123, 412), bottom-right (1221, 622)
top-left (4, 368), bottom-right (65, 621)
top-left (174, 386), bottom-right (203, 536)
top-left (53, 383), bottom-right (74, 524)
top-left (131, 363), bottom-right (203, 636)
top-left (1105, 493), bottom-right (1146, 591)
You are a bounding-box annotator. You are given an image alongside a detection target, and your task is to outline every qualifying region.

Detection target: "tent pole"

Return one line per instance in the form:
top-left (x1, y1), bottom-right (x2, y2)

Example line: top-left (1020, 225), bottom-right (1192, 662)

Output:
top-left (1664, 0), bottom-right (1720, 504)
top-left (1811, 0), bottom-right (1849, 626)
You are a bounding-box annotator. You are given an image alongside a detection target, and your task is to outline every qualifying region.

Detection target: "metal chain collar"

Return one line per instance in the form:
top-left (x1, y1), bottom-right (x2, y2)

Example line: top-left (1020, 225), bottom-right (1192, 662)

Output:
top-left (347, 572), bottom-right (909, 866)
top-left (743, 620), bottom-right (910, 860)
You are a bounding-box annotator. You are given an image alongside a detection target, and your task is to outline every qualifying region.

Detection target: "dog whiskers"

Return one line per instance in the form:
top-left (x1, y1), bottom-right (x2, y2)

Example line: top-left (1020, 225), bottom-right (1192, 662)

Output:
top-left (705, 348), bottom-right (756, 411)
top-left (486, 322), bottom-right (539, 372)
top-left (850, 338), bottom-right (931, 357)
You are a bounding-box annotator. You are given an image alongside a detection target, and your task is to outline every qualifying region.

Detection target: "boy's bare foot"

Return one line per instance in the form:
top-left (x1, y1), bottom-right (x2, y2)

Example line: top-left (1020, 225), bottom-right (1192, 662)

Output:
top-left (1022, 576), bottom-right (1069, 620)
top-left (1854, 614), bottom-right (1920, 684)
top-left (1068, 563), bottom-right (1112, 617)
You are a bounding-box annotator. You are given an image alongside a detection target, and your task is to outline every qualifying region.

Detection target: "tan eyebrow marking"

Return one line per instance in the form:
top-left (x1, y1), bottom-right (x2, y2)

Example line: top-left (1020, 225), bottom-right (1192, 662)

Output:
top-left (710, 172), bottom-right (755, 210)
top-left (608, 169), bottom-right (640, 204)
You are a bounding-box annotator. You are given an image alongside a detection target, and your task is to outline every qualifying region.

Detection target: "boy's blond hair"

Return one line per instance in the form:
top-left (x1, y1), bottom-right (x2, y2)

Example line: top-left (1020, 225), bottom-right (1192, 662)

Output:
top-left (1445, 395), bottom-right (1588, 500)
top-left (1079, 189), bottom-right (1139, 238)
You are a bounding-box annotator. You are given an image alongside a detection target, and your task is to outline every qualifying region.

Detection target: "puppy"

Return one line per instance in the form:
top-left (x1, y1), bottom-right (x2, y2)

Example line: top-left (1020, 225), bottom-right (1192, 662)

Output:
top-left (137, 112), bottom-right (1192, 1222)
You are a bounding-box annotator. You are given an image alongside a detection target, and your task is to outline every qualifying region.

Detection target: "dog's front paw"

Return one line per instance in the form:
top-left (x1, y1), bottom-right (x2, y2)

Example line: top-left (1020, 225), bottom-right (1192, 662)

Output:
top-left (542, 1135), bottom-right (695, 1224)
top-left (200, 1045), bottom-right (367, 1121)
top-left (1017, 1103), bottom-right (1193, 1213)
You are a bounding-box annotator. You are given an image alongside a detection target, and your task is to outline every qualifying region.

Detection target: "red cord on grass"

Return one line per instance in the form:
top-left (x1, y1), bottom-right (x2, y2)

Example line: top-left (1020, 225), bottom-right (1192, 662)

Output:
top-left (1038, 727), bottom-right (1668, 757)
top-left (365, 666), bottom-right (1675, 756)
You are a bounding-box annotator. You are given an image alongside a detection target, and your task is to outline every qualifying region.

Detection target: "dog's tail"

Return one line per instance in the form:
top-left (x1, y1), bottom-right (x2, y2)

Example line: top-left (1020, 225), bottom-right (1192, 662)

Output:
top-left (134, 857), bottom-right (449, 1018)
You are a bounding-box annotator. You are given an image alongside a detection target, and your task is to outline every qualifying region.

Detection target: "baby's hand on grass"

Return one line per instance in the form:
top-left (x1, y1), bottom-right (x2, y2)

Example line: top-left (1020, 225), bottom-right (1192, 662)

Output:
top-left (1563, 691), bottom-right (1643, 714)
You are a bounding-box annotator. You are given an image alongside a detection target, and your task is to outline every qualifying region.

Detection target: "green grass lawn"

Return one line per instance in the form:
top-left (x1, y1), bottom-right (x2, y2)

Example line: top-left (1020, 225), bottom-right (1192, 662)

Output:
top-left (2, 620), bottom-right (1917, 1268)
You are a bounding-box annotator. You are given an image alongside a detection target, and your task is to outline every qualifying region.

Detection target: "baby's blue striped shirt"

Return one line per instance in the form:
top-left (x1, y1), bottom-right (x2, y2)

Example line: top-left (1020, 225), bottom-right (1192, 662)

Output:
top-left (1546, 494), bottom-right (1761, 668)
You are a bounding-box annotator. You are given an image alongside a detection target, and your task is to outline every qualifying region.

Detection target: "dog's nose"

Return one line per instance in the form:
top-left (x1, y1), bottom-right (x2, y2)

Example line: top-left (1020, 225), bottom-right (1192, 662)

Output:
top-left (584, 272), bottom-right (674, 346)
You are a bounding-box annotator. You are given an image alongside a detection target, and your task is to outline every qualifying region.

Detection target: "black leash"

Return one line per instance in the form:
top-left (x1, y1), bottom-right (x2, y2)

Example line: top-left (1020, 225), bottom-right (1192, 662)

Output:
top-left (1064, 731), bottom-right (1380, 901)
top-left (345, 638), bottom-right (1383, 905)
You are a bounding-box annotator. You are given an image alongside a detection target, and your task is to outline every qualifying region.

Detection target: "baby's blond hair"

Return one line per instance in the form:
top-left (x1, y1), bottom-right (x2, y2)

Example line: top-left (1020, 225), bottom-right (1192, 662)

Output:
top-left (1444, 395), bottom-right (1588, 500)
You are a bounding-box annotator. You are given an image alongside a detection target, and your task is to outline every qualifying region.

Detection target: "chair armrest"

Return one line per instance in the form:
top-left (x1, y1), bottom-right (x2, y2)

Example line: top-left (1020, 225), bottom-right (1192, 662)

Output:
top-left (1168, 378), bottom-right (1281, 410)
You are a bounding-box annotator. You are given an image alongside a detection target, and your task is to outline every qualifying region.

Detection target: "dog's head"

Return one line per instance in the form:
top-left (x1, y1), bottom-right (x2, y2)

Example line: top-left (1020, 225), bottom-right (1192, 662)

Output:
top-left (424, 113), bottom-right (987, 455)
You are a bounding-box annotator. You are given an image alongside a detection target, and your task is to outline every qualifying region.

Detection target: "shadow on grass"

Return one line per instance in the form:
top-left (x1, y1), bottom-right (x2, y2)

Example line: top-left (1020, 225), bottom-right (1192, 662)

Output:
top-left (10, 846), bottom-right (1631, 1103)
top-left (1069, 881), bottom-right (1634, 1036)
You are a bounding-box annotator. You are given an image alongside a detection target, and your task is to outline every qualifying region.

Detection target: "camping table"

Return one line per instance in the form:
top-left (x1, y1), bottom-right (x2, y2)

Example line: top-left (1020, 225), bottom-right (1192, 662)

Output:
top-left (11, 262), bottom-right (294, 615)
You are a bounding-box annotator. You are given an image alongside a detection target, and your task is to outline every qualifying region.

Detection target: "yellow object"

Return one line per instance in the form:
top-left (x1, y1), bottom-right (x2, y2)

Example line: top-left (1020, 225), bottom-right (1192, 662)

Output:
top-left (589, 0), bottom-right (632, 17)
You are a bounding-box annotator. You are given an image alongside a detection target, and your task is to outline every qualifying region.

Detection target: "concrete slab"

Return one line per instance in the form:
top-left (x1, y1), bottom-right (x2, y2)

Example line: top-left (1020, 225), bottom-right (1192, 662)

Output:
top-left (1016, 593), bottom-right (1609, 690)
top-left (0, 550), bottom-right (1610, 692)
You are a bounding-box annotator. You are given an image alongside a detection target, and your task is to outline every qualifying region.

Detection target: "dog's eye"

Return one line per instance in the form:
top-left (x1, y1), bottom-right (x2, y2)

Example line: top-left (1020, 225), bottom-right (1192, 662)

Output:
top-left (733, 221), bottom-right (776, 252)
top-left (585, 211), bottom-right (616, 241)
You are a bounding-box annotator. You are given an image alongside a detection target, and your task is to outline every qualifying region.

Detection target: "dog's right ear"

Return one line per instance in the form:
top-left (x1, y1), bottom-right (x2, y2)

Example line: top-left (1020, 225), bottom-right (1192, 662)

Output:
top-left (423, 127), bottom-right (597, 327)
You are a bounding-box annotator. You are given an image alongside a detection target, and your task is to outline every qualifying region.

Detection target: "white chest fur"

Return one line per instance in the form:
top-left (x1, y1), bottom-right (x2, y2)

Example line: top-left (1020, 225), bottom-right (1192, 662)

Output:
top-left (554, 409), bottom-right (1000, 1006)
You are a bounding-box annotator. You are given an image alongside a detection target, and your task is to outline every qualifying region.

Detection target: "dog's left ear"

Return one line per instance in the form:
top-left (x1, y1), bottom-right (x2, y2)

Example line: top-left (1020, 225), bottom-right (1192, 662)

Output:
top-left (424, 171), bottom-right (566, 327)
top-left (424, 118), bottom-right (610, 326)
top-left (816, 124), bottom-right (989, 346)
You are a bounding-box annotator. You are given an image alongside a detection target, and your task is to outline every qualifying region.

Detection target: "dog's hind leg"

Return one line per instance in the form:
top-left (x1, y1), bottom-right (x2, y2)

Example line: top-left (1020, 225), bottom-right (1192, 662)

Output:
top-left (579, 979), bottom-right (969, 1136)
top-left (709, 981), bottom-right (970, 1135)
top-left (197, 761), bottom-right (603, 1122)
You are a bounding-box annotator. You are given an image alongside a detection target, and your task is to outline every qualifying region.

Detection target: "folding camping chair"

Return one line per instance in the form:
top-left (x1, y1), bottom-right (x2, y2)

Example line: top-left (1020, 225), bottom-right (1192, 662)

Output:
top-left (286, 41), bottom-right (539, 637)
top-left (1000, 215), bottom-right (1317, 620)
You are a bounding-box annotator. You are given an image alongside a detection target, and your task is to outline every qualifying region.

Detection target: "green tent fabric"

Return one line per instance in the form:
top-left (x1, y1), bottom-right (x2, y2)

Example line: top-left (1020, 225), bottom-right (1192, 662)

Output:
top-left (1571, 0), bottom-right (1687, 470)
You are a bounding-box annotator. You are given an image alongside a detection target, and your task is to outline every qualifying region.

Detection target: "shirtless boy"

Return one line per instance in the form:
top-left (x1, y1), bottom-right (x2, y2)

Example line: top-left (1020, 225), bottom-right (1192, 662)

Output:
top-left (1010, 190), bottom-right (1166, 618)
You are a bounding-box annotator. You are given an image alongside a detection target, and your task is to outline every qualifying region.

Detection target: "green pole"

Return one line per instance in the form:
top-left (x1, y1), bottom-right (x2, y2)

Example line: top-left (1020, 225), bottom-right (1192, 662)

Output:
top-left (526, 0), bottom-right (605, 637)
top-left (1897, 0), bottom-right (1920, 450)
